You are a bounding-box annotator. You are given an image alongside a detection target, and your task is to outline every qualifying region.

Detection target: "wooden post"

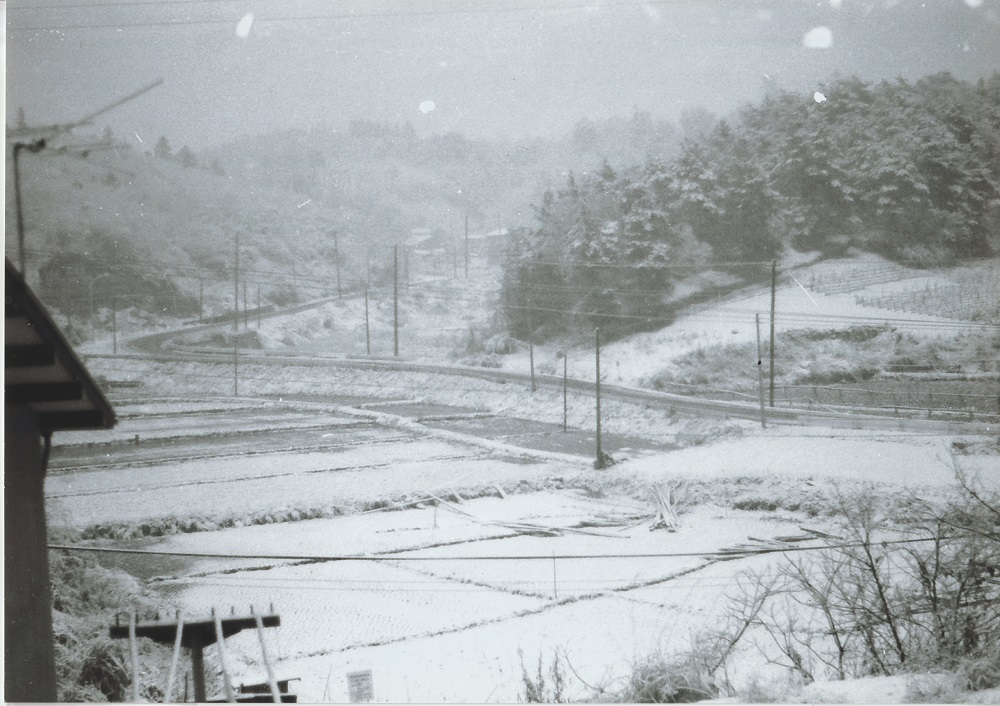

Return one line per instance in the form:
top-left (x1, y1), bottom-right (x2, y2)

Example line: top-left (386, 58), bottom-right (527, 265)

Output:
top-left (213, 609), bottom-right (236, 703)
top-left (252, 608), bottom-right (282, 704)
top-left (552, 551), bottom-right (558, 600)
top-left (769, 259), bottom-right (776, 407)
top-left (190, 632), bottom-right (207, 703)
top-left (128, 611), bottom-right (141, 703)
top-left (165, 613), bottom-right (185, 703)
top-left (4, 410), bottom-right (57, 702)
top-left (756, 313), bottom-right (767, 429)
top-left (393, 245), bottom-right (399, 357)
top-left (364, 282), bottom-right (371, 355)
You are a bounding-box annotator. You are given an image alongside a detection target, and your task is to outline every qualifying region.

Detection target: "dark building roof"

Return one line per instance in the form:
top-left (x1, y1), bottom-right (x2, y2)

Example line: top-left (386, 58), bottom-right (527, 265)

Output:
top-left (5, 258), bottom-right (116, 431)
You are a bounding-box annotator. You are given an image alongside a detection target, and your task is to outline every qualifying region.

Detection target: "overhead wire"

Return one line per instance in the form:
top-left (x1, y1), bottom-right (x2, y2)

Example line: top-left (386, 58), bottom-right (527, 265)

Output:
top-left (47, 535), bottom-right (945, 562)
top-left (10, 0), bottom-right (752, 31)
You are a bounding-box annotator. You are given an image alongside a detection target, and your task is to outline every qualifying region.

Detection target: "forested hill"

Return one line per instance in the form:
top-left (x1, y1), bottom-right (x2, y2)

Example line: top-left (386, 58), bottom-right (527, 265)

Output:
top-left (204, 110), bottom-right (683, 247)
top-left (502, 72), bottom-right (1000, 340)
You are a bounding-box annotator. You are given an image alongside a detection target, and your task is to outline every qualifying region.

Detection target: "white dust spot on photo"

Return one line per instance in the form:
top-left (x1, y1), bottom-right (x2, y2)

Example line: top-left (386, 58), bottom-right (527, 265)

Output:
top-left (642, 3), bottom-right (662, 23)
top-left (828, 0), bottom-right (843, 9)
top-left (814, 91), bottom-right (828, 104)
top-left (419, 100), bottom-right (436, 114)
top-left (236, 13), bottom-right (254, 38)
top-left (803, 26), bottom-right (833, 49)
top-left (964, 0), bottom-right (983, 7)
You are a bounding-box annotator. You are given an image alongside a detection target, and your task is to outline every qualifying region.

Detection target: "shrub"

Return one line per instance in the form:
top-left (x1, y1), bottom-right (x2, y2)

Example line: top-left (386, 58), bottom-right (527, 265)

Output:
top-left (518, 649), bottom-right (568, 703)
top-left (621, 648), bottom-right (721, 703)
top-left (726, 473), bottom-right (1000, 690)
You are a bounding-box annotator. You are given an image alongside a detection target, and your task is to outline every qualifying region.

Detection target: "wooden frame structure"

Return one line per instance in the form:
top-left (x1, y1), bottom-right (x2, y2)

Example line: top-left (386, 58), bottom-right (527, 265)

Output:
top-left (110, 609), bottom-right (284, 703)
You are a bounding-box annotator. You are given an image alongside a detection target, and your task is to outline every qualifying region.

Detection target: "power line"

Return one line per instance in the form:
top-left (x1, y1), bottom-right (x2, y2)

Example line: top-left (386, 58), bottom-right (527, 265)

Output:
top-left (48, 536), bottom-right (940, 562)
top-left (9, 0), bottom-right (701, 32)
top-left (507, 257), bottom-right (775, 270)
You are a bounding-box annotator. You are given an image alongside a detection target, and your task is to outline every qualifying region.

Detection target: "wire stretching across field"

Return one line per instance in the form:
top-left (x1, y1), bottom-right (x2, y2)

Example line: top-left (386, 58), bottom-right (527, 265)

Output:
top-left (48, 535), bottom-right (941, 562)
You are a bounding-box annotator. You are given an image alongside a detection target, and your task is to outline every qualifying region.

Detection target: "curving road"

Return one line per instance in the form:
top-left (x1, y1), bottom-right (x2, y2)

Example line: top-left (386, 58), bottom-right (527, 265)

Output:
top-left (84, 296), bottom-right (997, 437)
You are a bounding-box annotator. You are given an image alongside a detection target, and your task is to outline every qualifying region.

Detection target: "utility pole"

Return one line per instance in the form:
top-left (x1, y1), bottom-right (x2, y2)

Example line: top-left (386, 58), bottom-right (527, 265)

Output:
top-left (199, 279), bottom-right (204, 323)
top-left (234, 234), bottom-right (240, 397)
top-left (364, 281), bottom-right (371, 355)
top-left (464, 214), bottom-right (469, 278)
top-left (393, 245), bottom-right (399, 357)
top-left (527, 296), bottom-right (536, 392)
top-left (595, 327), bottom-right (605, 469)
top-left (112, 296), bottom-right (118, 355)
top-left (755, 313), bottom-right (766, 429)
top-left (243, 279), bottom-right (248, 330)
top-left (13, 139), bottom-right (46, 275)
top-left (334, 231), bottom-right (342, 298)
top-left (404, 246), bottom-right (410, 289)
top-left (233, 323), bottom-right (239, 398)
top-left (452, 234), bottom-right (458, 279)
top-left (562, 353), bottom-right (568, 433)
top-left (233, 234), bottom-right (240, 336)
top-left (256, 284), bottom-right (261, 328)
top-left (769, 259), bottom-right (776, 407)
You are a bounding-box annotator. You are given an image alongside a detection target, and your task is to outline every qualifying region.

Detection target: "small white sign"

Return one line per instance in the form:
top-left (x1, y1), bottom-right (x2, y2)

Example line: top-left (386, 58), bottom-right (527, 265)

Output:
top-left (347, 670), bottom-right (373, 703)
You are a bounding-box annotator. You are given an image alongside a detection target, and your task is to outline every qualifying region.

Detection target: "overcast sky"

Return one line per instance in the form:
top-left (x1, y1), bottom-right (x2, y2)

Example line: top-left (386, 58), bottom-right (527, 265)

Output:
top-left (6, 0), bottom-right (1000, 150)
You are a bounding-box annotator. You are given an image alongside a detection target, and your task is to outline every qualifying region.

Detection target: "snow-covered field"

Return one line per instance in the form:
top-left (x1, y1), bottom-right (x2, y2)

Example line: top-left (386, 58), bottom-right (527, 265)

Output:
top-left (57, 254), bottom-right (999, 702)
top-left (148, 494), bottom-right (805, 702)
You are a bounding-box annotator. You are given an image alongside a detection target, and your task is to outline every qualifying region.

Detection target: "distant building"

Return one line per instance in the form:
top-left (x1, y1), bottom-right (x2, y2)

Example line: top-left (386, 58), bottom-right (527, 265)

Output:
top-left (5, 258), bottom-right (116, 701)
top-left (468, 227), bottom-right (509, 264)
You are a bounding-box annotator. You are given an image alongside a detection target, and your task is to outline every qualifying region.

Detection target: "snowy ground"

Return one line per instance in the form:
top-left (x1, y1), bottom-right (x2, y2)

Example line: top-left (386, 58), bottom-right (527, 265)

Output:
top-left (58, 254), bottom-right (999, 702)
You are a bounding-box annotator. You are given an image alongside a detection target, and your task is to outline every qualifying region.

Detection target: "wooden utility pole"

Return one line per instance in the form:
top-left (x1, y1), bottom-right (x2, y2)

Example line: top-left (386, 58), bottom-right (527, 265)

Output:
top-left (562, 353), bottom-right (568, 433)
top-left (452, 234), bottom-right (458, 279)
top-left (112, 296), bottom-right (117, 355)
top-left (464, 214), bottom-right (469, 278)
top-left (595, 327), bottom-right (604, 469)
top-left (334, 231), bottom-right (342, 299)
top-left (393, 245), bottom-right (399, 357)
top-left (364, 282), bottom-right (371, 355)
top-left (755, 313), bottom-right (766, 429)
top-left (233, 234), bottom-right (240, 336)
top-left (199, 278), bottom-right (204, 322)
top-left (527, 296), bottom-right (536, 392)
top-left (243, 280), bottom-right (249, 330)
top-left (233, 333), bottom-right (239, 398)
top-left (769, 259), bottom-right (776, 408)
top-left (256, 284), bottom-right (261, 328)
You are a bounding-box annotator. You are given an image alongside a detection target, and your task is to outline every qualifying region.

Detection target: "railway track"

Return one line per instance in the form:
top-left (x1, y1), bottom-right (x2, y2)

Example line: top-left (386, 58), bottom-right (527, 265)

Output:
top-left (78, 294), bottom-right (996, 436)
